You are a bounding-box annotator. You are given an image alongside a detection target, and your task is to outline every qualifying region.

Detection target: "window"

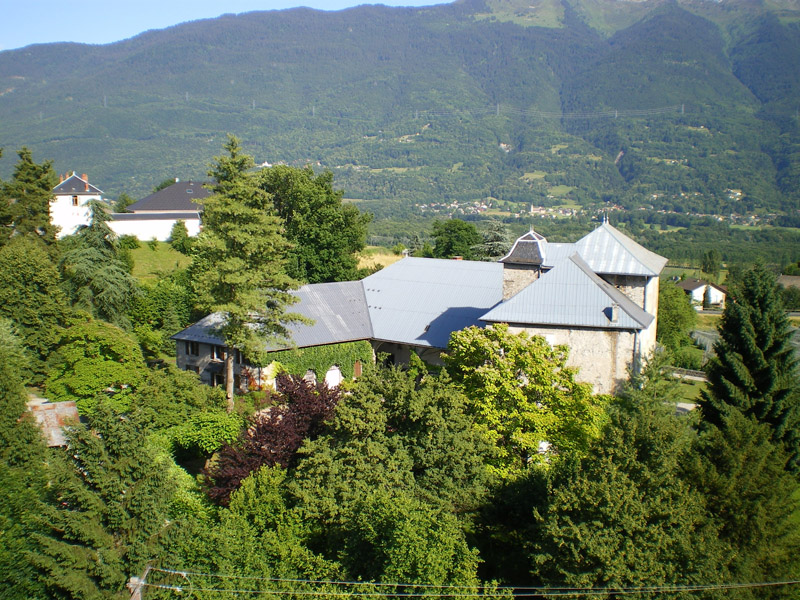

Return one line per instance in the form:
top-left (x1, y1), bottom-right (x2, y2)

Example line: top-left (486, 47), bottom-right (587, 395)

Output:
top-left (212, 345), bottom-right (225, 361)
top-left (185, 341), bottom-right (199, 356)
top-left (72, 195), bottom-right (79, 206)
top-left (185, 365), bottom-right (200, 374)
top-left (212, 373), bottom-right (225, 387)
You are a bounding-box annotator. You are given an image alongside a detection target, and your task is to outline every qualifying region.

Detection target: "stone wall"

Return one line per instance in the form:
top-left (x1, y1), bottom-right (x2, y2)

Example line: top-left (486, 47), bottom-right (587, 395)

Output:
top-left (507, 324), bottom-right (638, 395)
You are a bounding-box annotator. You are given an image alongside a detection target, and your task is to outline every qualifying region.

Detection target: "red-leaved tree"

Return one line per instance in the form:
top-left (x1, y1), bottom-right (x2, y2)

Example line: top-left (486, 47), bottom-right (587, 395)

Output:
top-left (204, 374), bottom-right (340, 505)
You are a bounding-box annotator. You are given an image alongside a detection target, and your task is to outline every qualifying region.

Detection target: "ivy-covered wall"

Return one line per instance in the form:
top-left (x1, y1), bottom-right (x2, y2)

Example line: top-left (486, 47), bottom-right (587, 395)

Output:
top-left (269, 340), bottom-right (374, 379)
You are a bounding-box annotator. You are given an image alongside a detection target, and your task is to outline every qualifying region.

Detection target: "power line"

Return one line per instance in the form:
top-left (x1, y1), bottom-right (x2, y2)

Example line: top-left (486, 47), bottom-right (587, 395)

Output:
top-left (144, 568), bottom-right (800, 598)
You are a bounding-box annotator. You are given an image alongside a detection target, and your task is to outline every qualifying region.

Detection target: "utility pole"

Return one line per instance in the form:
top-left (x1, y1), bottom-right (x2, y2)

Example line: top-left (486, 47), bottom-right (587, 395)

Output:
top-left (128, 565), bottom-right (151, 600)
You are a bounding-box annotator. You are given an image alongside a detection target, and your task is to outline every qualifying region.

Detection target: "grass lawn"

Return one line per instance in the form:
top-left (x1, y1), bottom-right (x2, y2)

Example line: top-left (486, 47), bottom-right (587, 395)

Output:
top-left (696, 312), bottom-right (721, 331)
top-left (674, 377), bottom-right (706, 404)
top-left (130, 242), bottom-right (191, 283)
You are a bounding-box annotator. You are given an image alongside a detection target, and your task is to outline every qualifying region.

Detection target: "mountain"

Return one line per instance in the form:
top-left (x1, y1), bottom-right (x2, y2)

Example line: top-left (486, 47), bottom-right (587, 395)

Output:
top-left (0, 0), bottom-right (799, 221)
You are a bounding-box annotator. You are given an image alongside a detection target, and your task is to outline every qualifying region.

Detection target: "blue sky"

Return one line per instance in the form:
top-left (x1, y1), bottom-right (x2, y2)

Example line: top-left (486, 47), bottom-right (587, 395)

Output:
top-left (1, 0), bottom-right (450, 51)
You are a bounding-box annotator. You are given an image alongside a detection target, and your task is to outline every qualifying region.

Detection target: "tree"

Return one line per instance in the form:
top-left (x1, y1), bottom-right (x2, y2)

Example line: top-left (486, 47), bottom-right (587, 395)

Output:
top-left (473, 219), bottom-right (511, 260)
top-left (687, 410), bottom-right (800, 595)
top-left (531, 390), bottom-right (726, 592)
top-left (114, 192), bottom-right (136, 213)
top-left (45, 316), bottom-right (149, 415)
top-left (59, 200), bottom-right (140, 327)
top-left (0, 321), bottom-right (51, 599)
top-left (169, 219), bottom-right (192, 254)
top-left (432, 219), bottom-right (481, 260)
top-left (191, 136), bottom-right (302, 410)
top-left (289, 363), bottom-right (489, 586)
top-left (153, 177), bottom-right (177, 192)
top-left (698, 263), bottom-right (800, 472)
top-left (656, 279), bottom-right (697, 353)
top-left (701, 248), bottom-right (722, 280)
top-left (0, 147), bottom-right (58, 245)
top-left (258, 165), bottom-right (372, 283)
top-left (33, 405), bottom-right (176, 599)
top-left (0, 236), bottom-right (68, 381)
top-left (444, 324), bottom-right (606, 480)
top-left (205, 374), bottom-right (341, 506)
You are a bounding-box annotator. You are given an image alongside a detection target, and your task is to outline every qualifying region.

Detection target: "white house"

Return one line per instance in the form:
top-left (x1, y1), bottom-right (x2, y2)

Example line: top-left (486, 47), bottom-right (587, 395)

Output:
top-left (51, 172), bottom-right (103, 238)
top-left (173, 221), bottom-right (667, 395)
top-left (677, 277), bottom-right (726, 308)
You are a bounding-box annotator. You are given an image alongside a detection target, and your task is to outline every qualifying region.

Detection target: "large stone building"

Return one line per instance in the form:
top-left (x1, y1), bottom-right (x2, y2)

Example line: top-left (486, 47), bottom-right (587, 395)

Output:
top-left (173, 221), bottom-right (667, 394)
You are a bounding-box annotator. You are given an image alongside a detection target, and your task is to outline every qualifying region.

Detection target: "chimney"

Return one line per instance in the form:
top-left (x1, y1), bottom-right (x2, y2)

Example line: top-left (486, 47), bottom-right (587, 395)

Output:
top-left (59, 174), bottom-right (64, 183)
top-left (452, 256), bottom-right (463, 261)
top-left (82, 174), bottom-right (89, 192)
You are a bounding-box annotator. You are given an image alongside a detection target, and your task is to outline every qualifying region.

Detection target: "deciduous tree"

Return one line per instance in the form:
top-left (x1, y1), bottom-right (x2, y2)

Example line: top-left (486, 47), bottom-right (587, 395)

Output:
top-left (432, 218), bottom-right (481, 260)
top-left (259, 165), bottom-right (372, 283)
top-left (444, 324), bottom-right (606, 479)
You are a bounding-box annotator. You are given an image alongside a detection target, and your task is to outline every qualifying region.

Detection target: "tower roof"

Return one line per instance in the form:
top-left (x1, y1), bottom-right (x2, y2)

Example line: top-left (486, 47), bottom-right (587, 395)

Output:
top-left (500, 230), bottom-right (548, 265)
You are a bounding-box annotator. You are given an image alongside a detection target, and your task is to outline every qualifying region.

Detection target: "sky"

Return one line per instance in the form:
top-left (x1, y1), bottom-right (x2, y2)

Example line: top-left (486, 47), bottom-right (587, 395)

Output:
top-left (1, 0), bottom-right (450, 51)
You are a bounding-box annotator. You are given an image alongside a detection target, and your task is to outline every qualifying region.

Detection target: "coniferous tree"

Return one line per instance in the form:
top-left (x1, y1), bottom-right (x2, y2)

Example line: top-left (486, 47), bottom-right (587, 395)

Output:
top-left (530, 362), bottom-right (726, 592)
top-left (0, 321), bottom-right (50, 599)
top-left (0, 147), bottom-right (58, 245)
top-left (687, 410), bottom-right (800, 597)
top-left (33, 404), bottom-right (176, 599)
top-left (60, 200), bottom-right (140, 327)
top-left (191, 136), bottom-right (302, 409)
top-left (699, 262), bottom-right (800, 471)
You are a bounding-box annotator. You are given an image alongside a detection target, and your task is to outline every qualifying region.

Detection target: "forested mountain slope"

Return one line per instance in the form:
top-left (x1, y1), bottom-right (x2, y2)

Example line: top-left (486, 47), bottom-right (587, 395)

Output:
top-left (0, 0), bottom-right (798, 217)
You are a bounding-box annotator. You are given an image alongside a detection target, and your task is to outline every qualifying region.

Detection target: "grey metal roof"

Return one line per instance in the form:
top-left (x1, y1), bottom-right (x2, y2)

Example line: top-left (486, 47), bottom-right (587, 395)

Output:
top-left (110, 211), bottom-right (201, 221)
top-left (127, 181), bottom-right (208, 212)
top-left (288, 281), bottom-right (372, 348)
top-left (362, 257), bottom-right (503, 348)
top-left (481, 254), bottom-right (654, 330)
top-left (500, 230), bottom-right (547, 265)
top-left (171, 280), bottom-right (372, 350)
top-left (52, 174), bottom-right (103, 196)
top-left (575, 222), bottom-right (668, 276)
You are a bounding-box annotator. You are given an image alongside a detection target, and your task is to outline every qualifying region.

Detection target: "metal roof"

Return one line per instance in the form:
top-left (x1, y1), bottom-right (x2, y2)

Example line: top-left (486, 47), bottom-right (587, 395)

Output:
top-left (52, 174), bottom-right (103, 196)
top-left (172, 281), bottom-right (372, 350)
top-left (481, 254), bottom-right (654, 330)
top-left (574, 222), bottom-right (668, 276)
top-left (362, 257), bottom-right (503, 348)
top-left (127, 181), bottom-right (208, 212)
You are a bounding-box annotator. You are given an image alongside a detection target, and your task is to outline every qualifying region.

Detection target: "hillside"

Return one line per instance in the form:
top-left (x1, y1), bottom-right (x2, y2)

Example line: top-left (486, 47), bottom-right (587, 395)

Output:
top-left (0, 0), bottom-right (799, 220)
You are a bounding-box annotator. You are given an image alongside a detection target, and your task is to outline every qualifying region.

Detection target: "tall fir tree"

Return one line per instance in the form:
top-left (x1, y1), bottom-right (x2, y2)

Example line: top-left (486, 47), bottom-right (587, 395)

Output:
top-left (191, 136), bottom-right (302, 410)
top-left (698, 262), bottom-right (800, 471)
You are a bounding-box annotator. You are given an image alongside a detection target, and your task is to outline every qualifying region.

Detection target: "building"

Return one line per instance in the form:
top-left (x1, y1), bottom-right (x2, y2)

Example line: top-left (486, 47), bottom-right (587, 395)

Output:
top-left (51, 172), bottom-right (104, 238)
top-left (110, 180), bottom-right (207, 241)
top-left (50, 176), bottom-right (207, 241)
top-left (172, 221), bottom-right (667, 395)
top-left (676, 277), bottom-right (726, 308)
